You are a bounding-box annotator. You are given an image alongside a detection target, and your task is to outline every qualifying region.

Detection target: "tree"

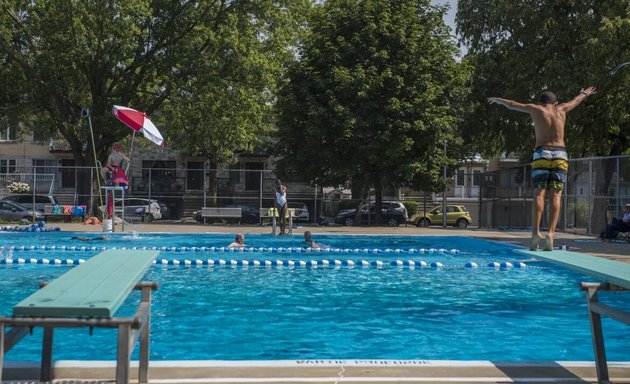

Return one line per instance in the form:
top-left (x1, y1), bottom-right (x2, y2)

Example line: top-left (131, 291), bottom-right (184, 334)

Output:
top-left (161, 0), bottom-right (311, 206)
top-left (456, 0), bottom-right (630, 233)
top-left (0, 0), bottom-right (309, 208)
top-left (275, 0), bottom-right (468, 223)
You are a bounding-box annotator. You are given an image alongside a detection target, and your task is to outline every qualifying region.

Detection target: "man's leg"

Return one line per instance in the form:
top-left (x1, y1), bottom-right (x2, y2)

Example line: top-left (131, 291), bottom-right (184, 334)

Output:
top-left (531, 188), bottom-right (546, 250)
top-left (279, 205), bottom-right (287, 234)
top-left (544, 188), bottom-right (563, 251)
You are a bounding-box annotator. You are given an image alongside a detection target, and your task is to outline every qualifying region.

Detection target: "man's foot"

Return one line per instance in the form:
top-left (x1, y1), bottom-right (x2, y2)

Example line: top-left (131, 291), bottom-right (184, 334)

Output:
top-left (544, 234), bottom-right (554, 251)
top-left (530, 233), bottom-right (543, 251)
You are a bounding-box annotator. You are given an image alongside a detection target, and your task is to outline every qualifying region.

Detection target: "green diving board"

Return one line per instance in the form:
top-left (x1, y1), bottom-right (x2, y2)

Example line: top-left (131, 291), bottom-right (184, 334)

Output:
top-left (13, 249), bottom-right (159, 317)
top-left (515, 249), bottom-right (630, 289)
top-left (1, 249), bottom-right (160, 383)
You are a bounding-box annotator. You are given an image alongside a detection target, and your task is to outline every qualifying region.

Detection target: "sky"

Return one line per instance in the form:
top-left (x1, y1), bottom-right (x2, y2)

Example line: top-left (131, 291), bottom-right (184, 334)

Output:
top-left (432, 0), bottom-right (457, 30)
top-left (433, 0), bottom-right (457, 31)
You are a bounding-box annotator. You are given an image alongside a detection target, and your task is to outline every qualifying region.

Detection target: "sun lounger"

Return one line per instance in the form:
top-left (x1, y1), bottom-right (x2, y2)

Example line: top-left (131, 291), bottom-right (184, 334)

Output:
top-left (515, 249), bottom-right (630, 383)
top-left (0, 249), bottom-right (159, 384)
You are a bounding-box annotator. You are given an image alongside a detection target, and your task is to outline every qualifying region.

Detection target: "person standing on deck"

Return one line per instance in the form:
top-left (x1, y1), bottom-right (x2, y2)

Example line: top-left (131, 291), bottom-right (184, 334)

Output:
top-left (487, 86), bottom-right (596, 251)
top-left (274, 179), bottom-right (288, 235)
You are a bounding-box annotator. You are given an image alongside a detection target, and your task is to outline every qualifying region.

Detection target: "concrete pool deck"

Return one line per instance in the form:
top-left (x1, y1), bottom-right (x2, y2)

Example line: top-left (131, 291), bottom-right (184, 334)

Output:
top-left (3, 222), bottom-right (629, 383)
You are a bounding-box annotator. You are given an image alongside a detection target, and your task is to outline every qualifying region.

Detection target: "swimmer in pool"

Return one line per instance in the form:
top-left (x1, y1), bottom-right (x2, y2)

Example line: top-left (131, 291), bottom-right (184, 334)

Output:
top-left (71, 236), bottom-right (108, 241)
top-left (228, 234), bottom-right (247, 248)
top-left (303, 231), bottom-right (318, 248)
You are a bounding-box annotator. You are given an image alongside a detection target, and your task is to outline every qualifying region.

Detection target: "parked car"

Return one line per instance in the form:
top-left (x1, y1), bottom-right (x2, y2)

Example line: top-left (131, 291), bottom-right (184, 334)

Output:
top-left (99, 198), bottom-right (165, 222)
top-left (288, 202), bottom-right (310, 222)
top-left (409, 204), bottom-right (472, 228)
top-left (194, 204), bottom-right (260, 224)
top-left (0, 194), bottom-right (59, 213)
top-left (334, 201), bottom-right (408, 226)
top-left (0, 200), bottom-right (44, 222)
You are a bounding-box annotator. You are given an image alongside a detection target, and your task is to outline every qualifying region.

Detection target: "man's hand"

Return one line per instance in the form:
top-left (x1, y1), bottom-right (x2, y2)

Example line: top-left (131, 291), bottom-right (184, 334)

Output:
top-left (487, 97), bottom-right (503, 105)
top-left (579, 86), bottom-right (597, 97)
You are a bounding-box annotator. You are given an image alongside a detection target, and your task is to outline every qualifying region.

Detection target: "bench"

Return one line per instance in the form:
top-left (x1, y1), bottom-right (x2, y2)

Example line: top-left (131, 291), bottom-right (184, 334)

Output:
top-left (43, 204), bottom-right (86, 223)
top-left (200, 207), bottom-right (242, 224)
top-left (515, 249), bottom-right (630, 383)
top-left (0, 249), bottom-right (159, 383)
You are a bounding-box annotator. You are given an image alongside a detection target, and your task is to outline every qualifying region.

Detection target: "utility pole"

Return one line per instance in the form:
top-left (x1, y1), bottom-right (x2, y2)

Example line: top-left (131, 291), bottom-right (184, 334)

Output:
top-left (442, 141), bottom-right (447, 228)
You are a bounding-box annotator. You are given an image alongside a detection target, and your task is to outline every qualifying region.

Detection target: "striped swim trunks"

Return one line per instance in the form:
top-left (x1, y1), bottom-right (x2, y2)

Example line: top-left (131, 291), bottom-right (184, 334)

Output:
top-left (531, 146), bottom-right (568, 190)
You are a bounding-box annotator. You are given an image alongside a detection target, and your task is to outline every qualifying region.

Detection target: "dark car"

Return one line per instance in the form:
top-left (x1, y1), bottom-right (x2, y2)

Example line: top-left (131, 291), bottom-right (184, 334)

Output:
top-left (334, 201), bottom-right (408, 226)
top-left (1, 194), bottom-right (59, 213)
top-left (0, 200), bottom-right (44, 222)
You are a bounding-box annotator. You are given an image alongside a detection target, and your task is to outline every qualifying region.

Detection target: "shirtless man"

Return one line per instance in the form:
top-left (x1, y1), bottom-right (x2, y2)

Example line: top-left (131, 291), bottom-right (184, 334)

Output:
top-left (228, 234), bottom-right (247, 248)
top-left (488, 86), bottom-right (596, 251)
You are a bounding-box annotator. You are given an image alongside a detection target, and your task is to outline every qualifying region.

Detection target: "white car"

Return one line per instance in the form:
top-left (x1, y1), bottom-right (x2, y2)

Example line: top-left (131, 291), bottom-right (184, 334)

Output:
top-left (99, 198), bottom-right (163, 222)
top-left (288, 202), bottom-right (310, 222)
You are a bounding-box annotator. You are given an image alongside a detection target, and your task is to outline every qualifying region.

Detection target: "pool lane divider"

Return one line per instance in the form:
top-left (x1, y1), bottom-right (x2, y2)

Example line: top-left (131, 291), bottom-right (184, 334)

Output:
top-left (0, 257), bottom-right (528, 269)
top-left (0, 245), bottom-right (463, 254)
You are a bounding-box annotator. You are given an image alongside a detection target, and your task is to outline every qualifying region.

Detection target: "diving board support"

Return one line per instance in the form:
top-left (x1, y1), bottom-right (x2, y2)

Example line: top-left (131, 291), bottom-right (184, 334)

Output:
top-left (515, 249), bottom-right (630, 384)
top-left (0, 249), bottom-right (159, 384)
top-left (581, 282), bottom-right (630, 384)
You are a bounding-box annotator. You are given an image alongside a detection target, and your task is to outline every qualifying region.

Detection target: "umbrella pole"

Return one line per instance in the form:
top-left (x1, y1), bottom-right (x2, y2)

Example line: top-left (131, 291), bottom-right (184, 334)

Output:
top-left (126, 131), bottom-right (136, 176)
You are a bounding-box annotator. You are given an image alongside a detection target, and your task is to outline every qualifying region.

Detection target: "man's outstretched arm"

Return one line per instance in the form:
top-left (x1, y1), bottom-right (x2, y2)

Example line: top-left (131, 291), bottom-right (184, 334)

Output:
top-left (559, 86), bottom-right (597, 112)
top-left (487, 97), bottom-right (537, 113)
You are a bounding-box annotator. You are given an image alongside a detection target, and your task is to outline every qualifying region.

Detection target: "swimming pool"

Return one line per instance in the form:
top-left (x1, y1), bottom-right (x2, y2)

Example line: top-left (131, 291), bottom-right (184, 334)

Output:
top-left (0, 232), bottom-right (628, 362)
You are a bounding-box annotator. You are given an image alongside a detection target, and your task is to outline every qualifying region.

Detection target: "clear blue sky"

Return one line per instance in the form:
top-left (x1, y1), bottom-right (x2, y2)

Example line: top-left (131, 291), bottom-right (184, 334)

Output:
top-left (431, 0), bottom-right (457, 32)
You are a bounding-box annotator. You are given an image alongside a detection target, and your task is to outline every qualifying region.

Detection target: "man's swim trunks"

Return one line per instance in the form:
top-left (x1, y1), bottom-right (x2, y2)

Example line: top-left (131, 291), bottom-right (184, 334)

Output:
top-left (531, 146), bottom-right (568, 190)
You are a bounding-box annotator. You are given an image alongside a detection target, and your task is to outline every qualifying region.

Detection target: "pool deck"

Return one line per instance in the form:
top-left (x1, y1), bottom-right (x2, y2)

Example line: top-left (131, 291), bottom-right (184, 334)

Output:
top-left (3, 222), bottom-right (629, 384)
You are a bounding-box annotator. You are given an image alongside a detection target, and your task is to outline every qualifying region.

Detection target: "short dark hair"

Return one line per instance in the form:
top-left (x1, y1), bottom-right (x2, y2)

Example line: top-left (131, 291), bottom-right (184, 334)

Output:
top-left (538, 91), bottom-right (557, 104)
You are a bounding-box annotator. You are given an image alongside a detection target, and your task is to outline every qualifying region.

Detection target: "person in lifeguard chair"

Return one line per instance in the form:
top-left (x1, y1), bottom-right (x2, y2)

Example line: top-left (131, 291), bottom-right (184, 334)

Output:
top-left (101, 142), bottom-right (129, 187)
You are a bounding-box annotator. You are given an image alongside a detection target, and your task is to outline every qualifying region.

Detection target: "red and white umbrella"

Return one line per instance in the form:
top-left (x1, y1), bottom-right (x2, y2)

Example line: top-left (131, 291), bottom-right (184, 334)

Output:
top-left (112, 105), bottom-right (164, 146)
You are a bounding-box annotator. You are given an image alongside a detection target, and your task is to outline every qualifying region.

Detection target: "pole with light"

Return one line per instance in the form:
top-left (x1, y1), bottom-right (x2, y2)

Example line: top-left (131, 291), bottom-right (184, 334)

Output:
top-left (609, 61), bottom-right (630, 75)
top-left (442, 141), bottom-right (447, 228)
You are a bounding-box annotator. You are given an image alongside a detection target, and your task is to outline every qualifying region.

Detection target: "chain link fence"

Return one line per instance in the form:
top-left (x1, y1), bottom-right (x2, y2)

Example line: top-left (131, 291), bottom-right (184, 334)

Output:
top-left (1, 155), bottom-right (628, 233)
top-left (479, 155), bottom-right (630, 236)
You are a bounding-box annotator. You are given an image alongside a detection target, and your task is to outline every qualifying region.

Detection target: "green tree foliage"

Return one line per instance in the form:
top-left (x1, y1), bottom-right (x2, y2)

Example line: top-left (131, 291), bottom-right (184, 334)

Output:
top-left (160, 0), bottom-right (311, 205)
top-left (457, 0), bottom-right (630, 159)
top-left (275, 0), bottom-right (468, 219)
top-left (457, 0), bottom-right (630, 234)
top-left (0, 0), bottom-right (308, 204)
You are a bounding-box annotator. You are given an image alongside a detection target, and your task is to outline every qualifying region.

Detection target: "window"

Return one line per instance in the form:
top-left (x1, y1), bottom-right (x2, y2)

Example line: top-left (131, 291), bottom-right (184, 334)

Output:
top-left (456, 170), bottom-right (465, 186)
top-left (473, 170), bottom-right (481, 186)
top-left (0, 159), bottom-right (16, 174)
top-left (33, 159), bottom-right (58, 176)
top-left (229, 163), bottom-right (240, 183)
top-left (61, 159), bottom-right (76, 188)
top-left (0, 121), bottom-right (16, 141)
top-left (142, 160), bottom-right (176, 192)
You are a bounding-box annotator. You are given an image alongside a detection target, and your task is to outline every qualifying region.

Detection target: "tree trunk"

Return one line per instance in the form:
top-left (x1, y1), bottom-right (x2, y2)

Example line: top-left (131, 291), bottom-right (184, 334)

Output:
top-left (207, 160), bottom-right (218, 207)
top-left (589, 157), bottom-right (616, 236)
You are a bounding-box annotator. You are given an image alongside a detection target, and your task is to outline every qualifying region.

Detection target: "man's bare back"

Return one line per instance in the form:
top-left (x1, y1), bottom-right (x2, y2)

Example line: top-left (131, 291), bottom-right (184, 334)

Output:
top-left (529, 105), bottom-right (566, 147)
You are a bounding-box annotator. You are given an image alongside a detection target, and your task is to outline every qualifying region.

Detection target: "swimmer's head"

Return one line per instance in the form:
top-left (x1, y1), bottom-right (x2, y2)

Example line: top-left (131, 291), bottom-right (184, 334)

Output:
top-left (304, 231), bottom-right (312, 241)
top-left (538, 91), bottom-right (557, 105)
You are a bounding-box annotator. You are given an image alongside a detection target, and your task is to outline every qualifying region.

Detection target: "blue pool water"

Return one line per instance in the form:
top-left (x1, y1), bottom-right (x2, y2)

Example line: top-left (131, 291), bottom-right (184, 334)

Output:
top-left (0, 232), bottom-right (628, 362)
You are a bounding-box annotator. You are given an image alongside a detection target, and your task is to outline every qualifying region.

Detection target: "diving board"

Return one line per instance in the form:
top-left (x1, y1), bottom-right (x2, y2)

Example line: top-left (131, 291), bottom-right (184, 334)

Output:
top-left (0, 249), bottom-right (159, 384)
top-left (515, 248), bottom-right (630, 384)
top-left (515, 249), bottom-right (630, 289)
